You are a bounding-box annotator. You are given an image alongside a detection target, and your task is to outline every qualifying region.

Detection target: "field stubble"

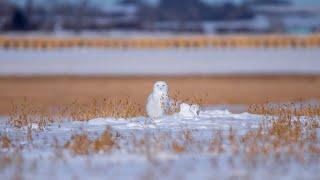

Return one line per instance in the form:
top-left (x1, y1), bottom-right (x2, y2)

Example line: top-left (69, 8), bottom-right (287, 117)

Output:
top-left (0, 75), bottom-right (320, 115)
top-left (1, 75), bottom-right (320, 179)
top-left (1, 101), bottom-right (320, 177)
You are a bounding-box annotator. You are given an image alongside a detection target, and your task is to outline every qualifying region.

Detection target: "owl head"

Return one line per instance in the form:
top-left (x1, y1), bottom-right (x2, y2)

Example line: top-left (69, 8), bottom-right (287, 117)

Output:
top-left (153, 81), bottom-right (168, 95)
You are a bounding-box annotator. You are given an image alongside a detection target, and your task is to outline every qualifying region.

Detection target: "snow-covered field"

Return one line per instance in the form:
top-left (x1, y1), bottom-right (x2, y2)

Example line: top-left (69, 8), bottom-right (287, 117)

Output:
top-left (1, 48), bottom-right (320, 75)
top-left (0, 108), bottom-right (319, 180)
top-left (1, 45), bottom-right (320, 179)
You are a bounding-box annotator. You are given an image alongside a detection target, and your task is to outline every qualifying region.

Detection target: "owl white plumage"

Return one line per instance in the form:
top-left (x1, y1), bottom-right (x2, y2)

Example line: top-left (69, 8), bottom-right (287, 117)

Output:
top-left (146, 81), bottom-right (170, 119)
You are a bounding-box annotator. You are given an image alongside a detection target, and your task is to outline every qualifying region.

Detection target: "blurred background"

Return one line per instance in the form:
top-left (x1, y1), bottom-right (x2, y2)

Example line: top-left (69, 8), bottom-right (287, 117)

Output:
top-left (0, 0), bottom-right (320, 34)
top-left (0, 0), bottom-right (320, 115)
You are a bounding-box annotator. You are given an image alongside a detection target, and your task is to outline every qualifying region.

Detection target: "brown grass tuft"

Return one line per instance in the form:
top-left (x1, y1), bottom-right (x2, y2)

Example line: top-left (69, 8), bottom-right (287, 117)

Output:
top-left (9, 99), bottom-right (54, 129)
top-left (65, 97), bottom-right (143, 121)
top-left (249, 102), bottom-right (320, 117)
top-left (65, 127), bottom-right (118, 155)
top-left (209, 131), bottom-right (224, 154)
top-left (1, 135), bottom-right (11, 149)
top-left (168, 90), bottom-right (207, 114)
top-left (243, 103), bottom-right (320, 163)
top-left (92, 127), bottom-right (116, 153)
top-left (172, 142), bottom-right (185, 153)
top-left (9, 97), bottom-right (143, 129)
top-left (64, 133), bottom-right (91, 155)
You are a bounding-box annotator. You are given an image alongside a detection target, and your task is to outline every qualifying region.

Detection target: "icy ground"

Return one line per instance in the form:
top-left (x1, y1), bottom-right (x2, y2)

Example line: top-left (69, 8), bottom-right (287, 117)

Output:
top-left (1, 48), bottom-right (320, 75)
top-left (0, 109), bottom-right (319, 180)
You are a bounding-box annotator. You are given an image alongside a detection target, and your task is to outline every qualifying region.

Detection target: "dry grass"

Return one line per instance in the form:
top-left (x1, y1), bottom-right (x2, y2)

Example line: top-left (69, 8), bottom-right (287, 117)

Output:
top-left (240, 103), bottom-right (320, 163)
top-left (9, 99), bottom-right (54, 129)
top-left (209, 131), bottom-right (224, 154)
top-left (1, 135), bottom-right (11, 149)
top-left (162, 89), bottom-right (207, 114)
top-left (7, 91), bottom-right (205, 129)
top-left (6, 81), bottom-right (207, 129)
top-left (64, 134), bottom-right (91, 155)
top-left (1, 75), bottom-right (320, 115)
top-left (8, 97), bottom-right (143, 129)
top-left (6, 97), bottom-right (320, 166)
top-left (64, 127), bottom-right (117, 155)
top-left (113, 103), bottom-right (319, 165)
top-left (1, 35), bottom-right (319, 49)
top-left (172, 142), bottom-right (186, 153)
top-left (249, 103), bottom-right (320, 117)
top-left (62, 97), bottom-right (143, 121)
top-left (122, 101), bottom-right (319, 164)
top-left (92, 127), bottom-right (117, 153)
top-left (6, 75), bottom-right (320, 130)
top-left (0, 101), bottom-right (319, 178)
top-left (5, 90), bottom-right (320, 161)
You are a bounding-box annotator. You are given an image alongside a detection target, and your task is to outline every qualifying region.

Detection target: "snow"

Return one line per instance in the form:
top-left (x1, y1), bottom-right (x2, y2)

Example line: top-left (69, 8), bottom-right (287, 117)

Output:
top-left (85, 109), bottom-right (261, 130)
top-left (1, 48), bottom-right (320, 75)
top-left (1, 108), bottom-right (319, 179)
top-left (179, 103), bottom-right (195, 117)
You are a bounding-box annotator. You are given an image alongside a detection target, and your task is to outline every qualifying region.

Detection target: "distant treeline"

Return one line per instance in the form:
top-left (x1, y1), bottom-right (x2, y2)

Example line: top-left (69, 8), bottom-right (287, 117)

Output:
top-left (0, 0), bottom-right (291, 32)
top-left (138, 0), bottom-right (253, 21)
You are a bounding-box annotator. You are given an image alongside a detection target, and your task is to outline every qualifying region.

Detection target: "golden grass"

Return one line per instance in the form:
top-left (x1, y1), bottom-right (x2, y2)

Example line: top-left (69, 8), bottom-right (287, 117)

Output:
top-left (0, 35), bottom-right (319, 49)
top-left (64, 134), bottom-right (91, 155)
top-left (7, 88), bottom-right (208, 129)
top-left (1, 75), bottom-right (320, 115)
top-left (92, 127), bottom-right (117, 153)
top-left (9, 99), bottom-right (54, 129)
top-left (64, 127), bottom-right (117, 155)
top-left (172, 142), bottom-right (186, 153)
top-left (1, 75), bottom-right (320, 169)
top-left (1, 135), bottom-right (11, 149)
top-left (8, 97), bottom-right (143, 129)
top-left (242, 103), bottom-right (320, 163)
top-left (110, 103), bottom-right (319, 164)
top-left (209, 131), bottom-right (224, 154)
top-left (63, 97), bottom-right (143, 121)
top-left (249, 103), bottom-right (320, 117)
top-left (1, 101), bottom-right (319, 172)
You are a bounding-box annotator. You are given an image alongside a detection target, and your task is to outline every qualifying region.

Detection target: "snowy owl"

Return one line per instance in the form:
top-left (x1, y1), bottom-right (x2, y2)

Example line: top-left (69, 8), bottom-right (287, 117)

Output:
top-left (146, 81), bottom-right (170, 119)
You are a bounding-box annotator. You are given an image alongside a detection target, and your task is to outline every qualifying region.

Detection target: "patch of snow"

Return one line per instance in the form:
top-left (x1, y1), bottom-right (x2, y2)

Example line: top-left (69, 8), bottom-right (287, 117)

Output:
top-left (179, 103), bottom-right (201, 118)
top-left (0, 109), bottom-right (319, 179)
top-left (1, 48), bottom-right (320, 75)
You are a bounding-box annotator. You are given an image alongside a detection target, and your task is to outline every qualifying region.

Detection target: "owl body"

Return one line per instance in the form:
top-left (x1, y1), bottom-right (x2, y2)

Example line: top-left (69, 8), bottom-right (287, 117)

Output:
top-left (146, 81), bottom-right (170, 119)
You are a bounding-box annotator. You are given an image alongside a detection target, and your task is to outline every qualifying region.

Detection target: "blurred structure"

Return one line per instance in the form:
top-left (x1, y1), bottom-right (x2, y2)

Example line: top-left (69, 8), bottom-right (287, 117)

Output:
top-left (0, 0), bottom-right (319, 34)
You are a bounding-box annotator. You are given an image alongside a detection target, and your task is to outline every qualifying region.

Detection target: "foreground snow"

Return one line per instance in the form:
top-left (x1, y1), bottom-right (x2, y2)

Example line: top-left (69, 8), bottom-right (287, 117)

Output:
top-left (86, 109), bottom-right (260, 130)
top-left (0, 109), bottom-right (319, 179)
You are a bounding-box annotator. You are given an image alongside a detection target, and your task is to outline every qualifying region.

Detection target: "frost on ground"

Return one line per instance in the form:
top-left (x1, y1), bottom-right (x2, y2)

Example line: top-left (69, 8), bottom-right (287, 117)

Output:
top-left (1, 48), bottom-right (320, 75)
top-left (0, 108), bottom-right (320, 180)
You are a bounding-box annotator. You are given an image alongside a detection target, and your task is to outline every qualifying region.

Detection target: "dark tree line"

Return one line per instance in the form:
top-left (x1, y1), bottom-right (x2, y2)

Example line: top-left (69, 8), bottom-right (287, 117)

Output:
top-left (0, 0), bottom-right (290, 31)
top-left (136, 0), bottom-right (256, 22)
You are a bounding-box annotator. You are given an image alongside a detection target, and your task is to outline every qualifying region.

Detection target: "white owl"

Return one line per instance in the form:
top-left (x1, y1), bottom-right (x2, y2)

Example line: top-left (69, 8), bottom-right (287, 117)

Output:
top-left (146, 81), bottom-right (171, 119)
